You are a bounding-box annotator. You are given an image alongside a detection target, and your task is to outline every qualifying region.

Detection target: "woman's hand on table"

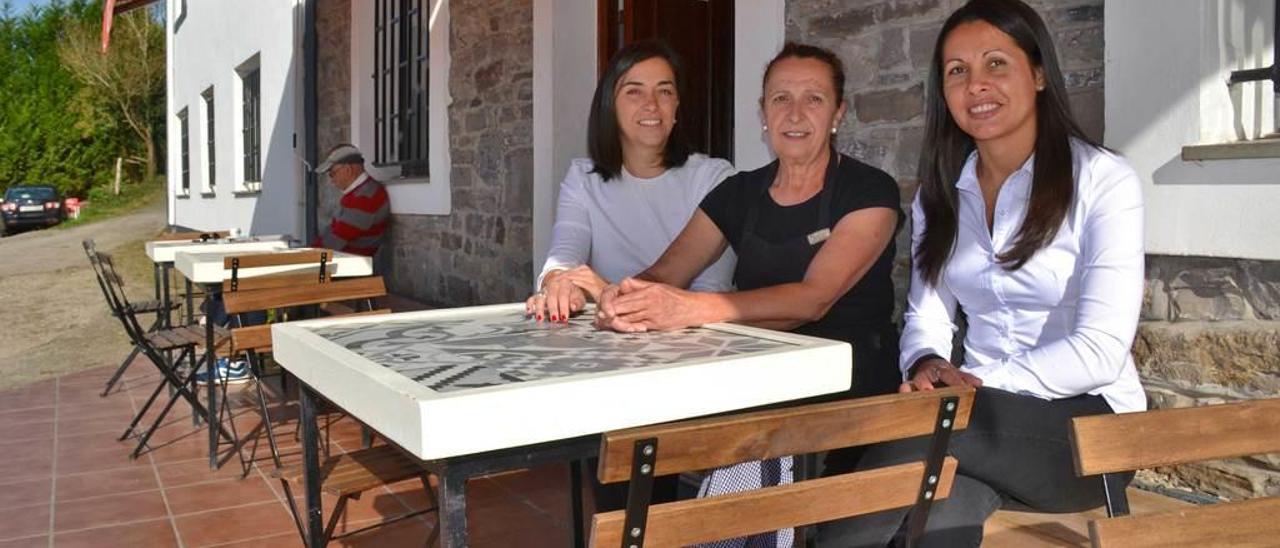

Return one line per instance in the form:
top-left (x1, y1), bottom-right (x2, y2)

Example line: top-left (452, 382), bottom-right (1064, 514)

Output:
top-left (900, 356), bottom-right (983, 393)
top-left (525, 269), bottom-right (587, 323)
top-left (558, 265), bottom-right (610, 302)
top-left (595, 277), bottom-right (704, 333)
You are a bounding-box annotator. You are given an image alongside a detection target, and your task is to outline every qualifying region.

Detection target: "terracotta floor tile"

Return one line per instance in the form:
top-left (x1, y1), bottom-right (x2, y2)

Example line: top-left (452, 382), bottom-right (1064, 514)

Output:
top-left (55, 467), bottom-right (159, 502)
top-left (211, 531), bottom-right (298, 548)
top-left (0, 407), bottom-right (58, 425)
top-left (173, 500), bottom-right (294, 546)
top-left (55, 442), bottom-right (148, 476)
top-left (154, 457), bottom-right (254, 489)
top-left (0, 420), bottom-right (56, 442)
top-left (0, 437), bottom-right (53, 462)
top-left (53, 490), bottom-right (167, 532)
top-left (337, 515), bottom-right (438, 548)
top-left (53, 431), bottom-right (133, 455)
top-left (0, 451), bottom-right (55, 482)
top-left (55, 367), bottom-right (116, 386)
top-left (280, 487), bottom-right (415, 533)
top-left (57, 384), bottom-right (120, 403)
top-left (164, 476), bottom-right (278, 516)
top-left (56, 400), bottom-right (137, 421)
top-left (0, 477), bottom-right (52, 510)
top-left (0, 502), bottom-right (50, 541)
top-left (56, 416), bottom-right (129, 438)
top-left (52, 518), bottom-right (179, 548)
top-left (0, 535), bottom-right (48, 548)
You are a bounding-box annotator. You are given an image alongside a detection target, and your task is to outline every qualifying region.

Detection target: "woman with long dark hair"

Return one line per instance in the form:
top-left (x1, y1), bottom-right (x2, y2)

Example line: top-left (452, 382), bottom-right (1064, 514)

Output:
top-left (525, 40), bottom-right (735, 322)
top-left (820, 0), bottom-right (1145, 545)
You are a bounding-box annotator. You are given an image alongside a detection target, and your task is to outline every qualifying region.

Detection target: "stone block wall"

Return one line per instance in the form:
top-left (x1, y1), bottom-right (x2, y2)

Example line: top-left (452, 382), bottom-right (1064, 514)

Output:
top-left (315, 0), bottom-right (353, 233)
top-left (785, 0), bottom-right (1105, 315)
top-left (384, 0), bottom-right (534, 306)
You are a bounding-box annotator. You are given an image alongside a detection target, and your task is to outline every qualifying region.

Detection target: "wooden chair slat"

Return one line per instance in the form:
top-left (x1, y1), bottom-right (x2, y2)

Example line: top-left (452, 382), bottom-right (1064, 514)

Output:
top-left (221, 249), bottom-right (332, 270)
top-left (597, 386), bottom-right (974, 483)
top-left (231, 309), bottom-right (390, 353)
top-left (1088, 496), bottom-right (1280, 548)
top-left (1071, 398), bottom-right (1280, 476)
top-left (274, 445), bottom-right (426, 497)
top-left (590, 457), bottom-right (957, 547)
top-left (223, 277), bottom-right (387, 315)
top-left (221, 272), bottom-right (324, 292)
top-left (152, 230), bottom-right (230, 242)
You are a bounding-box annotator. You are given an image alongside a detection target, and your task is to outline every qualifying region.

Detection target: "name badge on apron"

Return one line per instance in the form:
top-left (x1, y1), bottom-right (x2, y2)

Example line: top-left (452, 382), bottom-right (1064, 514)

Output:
top-left (807, 228), bottom-right (831, 246)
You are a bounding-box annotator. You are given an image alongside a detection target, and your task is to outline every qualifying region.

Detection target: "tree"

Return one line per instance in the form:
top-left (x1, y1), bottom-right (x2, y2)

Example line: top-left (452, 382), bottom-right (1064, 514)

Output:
top-left (0, 0), bottom-right (128, 196)
top-left (57, 5), bottom-right (164, 181)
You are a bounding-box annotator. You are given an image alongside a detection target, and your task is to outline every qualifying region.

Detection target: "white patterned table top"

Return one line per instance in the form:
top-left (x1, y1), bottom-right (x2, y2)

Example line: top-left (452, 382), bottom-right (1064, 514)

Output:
top-left (272, 303), bottom-right (852, 459)
top-left (173, 248), bottom-right (372, 284)
top-left (144, 235), bottom-right (291, 263)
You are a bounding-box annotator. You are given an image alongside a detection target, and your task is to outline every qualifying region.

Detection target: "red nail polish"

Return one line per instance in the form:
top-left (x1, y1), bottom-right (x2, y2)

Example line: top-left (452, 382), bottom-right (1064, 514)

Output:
top-left (536, 314), bottom-right (543, 321)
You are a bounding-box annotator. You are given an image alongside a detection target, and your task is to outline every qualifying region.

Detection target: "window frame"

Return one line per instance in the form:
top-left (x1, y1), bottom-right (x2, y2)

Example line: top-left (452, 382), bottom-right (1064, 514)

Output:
top-left (372, 0), bottom-right (430, 177)
top-left (241, 68), bottom-right (262, 186)
top-left (177, 107), bottom-right (190, 197)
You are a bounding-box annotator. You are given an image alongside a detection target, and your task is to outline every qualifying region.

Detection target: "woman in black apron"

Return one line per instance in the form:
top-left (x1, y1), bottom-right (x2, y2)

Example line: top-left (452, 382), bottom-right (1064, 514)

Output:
top-left (589, 43), bottom-right (903, 547)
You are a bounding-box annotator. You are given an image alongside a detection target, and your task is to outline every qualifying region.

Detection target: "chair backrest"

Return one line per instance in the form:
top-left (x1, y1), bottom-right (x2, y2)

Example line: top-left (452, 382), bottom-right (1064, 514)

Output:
top-left (223, 275), bottom-right (388, 355)
top-left (1071, 398), bottom-right (1280, 547)
top-left (82, 239), bottom-right (114, 312)
top-left (93, 251), bottom-right (148, 343)
top-left (589, 386), bottom-right (975, 547)
top-left (152, 230), bottom-right (230, 242)
top-left (220, 249), bottom-right (334, 292)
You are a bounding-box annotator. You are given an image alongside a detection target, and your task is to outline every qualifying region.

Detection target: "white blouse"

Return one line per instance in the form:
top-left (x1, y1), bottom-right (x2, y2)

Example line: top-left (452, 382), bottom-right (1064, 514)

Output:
top-left (538, 154), bottom-right (737, 292)
top-left (899, 141), bottom-right (1147, 413)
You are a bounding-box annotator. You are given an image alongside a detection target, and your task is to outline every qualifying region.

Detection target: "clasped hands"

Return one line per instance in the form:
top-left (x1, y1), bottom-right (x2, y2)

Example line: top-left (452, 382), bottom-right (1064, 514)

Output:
top-left (524, 266), bottom-right (608, 323)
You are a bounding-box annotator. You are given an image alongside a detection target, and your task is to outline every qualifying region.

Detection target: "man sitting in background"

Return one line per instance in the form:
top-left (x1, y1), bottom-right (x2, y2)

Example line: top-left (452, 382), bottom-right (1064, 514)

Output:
top-left (313, 144), bottom-right (390, 257)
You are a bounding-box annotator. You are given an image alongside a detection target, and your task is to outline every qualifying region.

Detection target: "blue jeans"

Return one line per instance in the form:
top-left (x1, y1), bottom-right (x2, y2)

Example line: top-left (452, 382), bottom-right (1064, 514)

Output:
top-left (817, 387), bottom-right (1130, 548)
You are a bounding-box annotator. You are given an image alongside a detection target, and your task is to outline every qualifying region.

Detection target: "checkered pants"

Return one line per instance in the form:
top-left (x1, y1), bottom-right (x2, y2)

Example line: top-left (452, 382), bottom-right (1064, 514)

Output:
top-left (695, 456), bottom-right (795, 547)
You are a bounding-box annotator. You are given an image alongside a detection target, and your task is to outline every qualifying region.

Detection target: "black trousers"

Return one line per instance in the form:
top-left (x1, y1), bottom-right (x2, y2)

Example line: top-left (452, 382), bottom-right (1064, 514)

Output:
top-left (817, 387), bottom-right (1130, 548)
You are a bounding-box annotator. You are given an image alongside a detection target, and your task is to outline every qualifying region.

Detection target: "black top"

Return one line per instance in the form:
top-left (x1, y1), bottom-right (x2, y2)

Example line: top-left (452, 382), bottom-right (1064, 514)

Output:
top-left (699, 154), bottom-right (903, 333)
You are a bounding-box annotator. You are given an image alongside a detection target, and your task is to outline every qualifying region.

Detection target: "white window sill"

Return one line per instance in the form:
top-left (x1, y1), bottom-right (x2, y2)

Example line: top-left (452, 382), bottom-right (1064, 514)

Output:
top-left (1182, 137), bottom-right (1280, 161)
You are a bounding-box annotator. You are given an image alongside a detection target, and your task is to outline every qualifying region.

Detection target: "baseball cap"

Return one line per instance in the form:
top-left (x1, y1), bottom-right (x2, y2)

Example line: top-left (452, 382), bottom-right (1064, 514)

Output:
top-left (315, 144), bottom-right (365, 173)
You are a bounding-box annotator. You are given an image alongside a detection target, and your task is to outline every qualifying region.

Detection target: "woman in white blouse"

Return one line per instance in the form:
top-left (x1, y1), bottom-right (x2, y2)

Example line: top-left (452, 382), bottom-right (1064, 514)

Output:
top-left (525, 40), bottom-right (735, 323)
top-left (820, 1), bottom-right (1144, 546)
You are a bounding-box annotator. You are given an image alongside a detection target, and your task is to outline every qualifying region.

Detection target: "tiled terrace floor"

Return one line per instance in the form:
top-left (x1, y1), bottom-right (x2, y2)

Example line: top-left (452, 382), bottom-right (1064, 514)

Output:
top-left (0, 363), bottom-right (573, 547)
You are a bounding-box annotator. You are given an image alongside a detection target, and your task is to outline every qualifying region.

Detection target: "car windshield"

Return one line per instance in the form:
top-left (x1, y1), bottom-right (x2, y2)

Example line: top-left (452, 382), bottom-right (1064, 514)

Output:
top-left (4, 187), bottom-right (57, 201)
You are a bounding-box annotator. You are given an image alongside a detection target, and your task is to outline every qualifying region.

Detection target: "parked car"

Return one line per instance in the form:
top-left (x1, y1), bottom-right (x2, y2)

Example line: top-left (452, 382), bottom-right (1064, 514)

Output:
top-left (1, 185), bottom-right (65, 235)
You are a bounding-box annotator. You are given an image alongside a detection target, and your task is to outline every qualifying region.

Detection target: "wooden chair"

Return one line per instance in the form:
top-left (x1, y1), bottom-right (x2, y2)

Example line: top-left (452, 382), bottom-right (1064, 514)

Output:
top-left (222, 270), bottom-right (435, 546)
top-left (1070, 397), bottom-right (1280, 548)
top-left (589, 386), bottom-right (975, 547)
top-left (218, 249), bottom-right (381, 468)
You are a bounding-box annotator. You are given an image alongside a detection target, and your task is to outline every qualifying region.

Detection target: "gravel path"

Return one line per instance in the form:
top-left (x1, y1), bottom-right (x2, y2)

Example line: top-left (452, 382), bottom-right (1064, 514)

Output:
top-left (0, 201), bottom-right (166, 389)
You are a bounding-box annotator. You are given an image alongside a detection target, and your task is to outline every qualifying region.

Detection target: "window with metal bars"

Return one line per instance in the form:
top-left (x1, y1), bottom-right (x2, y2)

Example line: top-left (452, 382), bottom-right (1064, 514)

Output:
top-left (202, 88), bottom-right (215, 191)
top-left (373, 0), bottom-right (429, 176)
top-left (1227, 0), bottom-right (1279, 138)
top-left (178, 108), bottom-right (190, 194)
top-left (242, 68), bottom-right (262, 183)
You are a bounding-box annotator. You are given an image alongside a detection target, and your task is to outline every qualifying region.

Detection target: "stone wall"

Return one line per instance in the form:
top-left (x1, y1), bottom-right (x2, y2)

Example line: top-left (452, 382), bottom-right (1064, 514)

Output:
top-left (315, 0), bottom-right (352, 232)
top-left (1134, 255), bottom-right (1280, 500)
top-left (384, 0), bottom-right (534, 306)
top-left (785, 0), bottom-right (1106, 315)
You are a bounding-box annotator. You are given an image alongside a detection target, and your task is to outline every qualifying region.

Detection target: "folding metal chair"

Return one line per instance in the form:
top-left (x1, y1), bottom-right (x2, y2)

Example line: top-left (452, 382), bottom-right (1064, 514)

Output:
top-left (82, 239), bottom-right (179, 396)
top-left (95, 250), bottom-right (236, 459)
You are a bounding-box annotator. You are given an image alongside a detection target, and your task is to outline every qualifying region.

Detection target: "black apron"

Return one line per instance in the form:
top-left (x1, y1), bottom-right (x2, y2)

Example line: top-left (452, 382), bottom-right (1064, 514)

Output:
top-left (732, 156), bottom-right (900, 399)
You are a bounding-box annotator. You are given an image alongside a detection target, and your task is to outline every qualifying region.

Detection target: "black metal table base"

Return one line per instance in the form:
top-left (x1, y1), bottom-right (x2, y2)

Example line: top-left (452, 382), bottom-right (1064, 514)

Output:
top-left (296, 382), bottom-right (598, 548)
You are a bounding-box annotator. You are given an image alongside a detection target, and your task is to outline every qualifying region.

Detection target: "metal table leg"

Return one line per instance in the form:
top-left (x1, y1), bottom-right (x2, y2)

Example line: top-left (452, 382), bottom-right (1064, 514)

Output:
top-left (186, 278), bottom-right (195, 326)
top-left (161, 263), bottom-right (173, 328)
top-left (204, 282), bottom-right (219, 469)
top-left (437, 468), bottom-right (469, 547)
top-left (298, 384), bottom-right (326, 548)
top-left (571, 459), bottom-right (586, 548)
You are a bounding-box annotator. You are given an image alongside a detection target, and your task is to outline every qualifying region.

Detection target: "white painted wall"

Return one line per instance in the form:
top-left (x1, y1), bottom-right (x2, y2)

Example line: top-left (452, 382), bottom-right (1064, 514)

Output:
top-left (349, 0), bottom-right (453, 216)
top-left (1106, 0), bottom-right (1279, 261)
top-left (166, 0), bottom-right (303, 237)
top-left (529, 0), bottom-right (787, 281)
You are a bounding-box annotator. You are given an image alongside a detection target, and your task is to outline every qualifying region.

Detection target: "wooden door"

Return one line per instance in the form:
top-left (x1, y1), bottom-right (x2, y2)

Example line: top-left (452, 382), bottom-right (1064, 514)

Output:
top-left (599, 0), bottom-right (735, 161)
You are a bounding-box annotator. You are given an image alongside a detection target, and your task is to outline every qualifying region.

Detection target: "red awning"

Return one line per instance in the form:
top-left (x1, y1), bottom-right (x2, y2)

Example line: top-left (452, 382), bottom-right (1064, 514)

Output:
top-left (101, 0), bottom-right (162, 53)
